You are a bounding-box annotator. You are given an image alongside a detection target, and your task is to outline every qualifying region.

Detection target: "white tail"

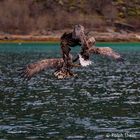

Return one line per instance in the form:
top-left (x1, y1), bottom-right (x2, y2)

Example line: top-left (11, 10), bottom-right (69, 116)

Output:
top-left (78, 54), bottom-right (92, 67)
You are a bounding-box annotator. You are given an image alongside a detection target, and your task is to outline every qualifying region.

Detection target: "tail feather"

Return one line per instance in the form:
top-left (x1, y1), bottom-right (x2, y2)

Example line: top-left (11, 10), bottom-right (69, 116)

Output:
top-left (78, 54), bottom-right (92, 67)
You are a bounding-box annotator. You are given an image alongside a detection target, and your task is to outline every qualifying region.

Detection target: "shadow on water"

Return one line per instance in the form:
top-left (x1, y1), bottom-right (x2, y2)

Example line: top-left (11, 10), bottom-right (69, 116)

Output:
top-left (0, 43), bottom-right (140, 140)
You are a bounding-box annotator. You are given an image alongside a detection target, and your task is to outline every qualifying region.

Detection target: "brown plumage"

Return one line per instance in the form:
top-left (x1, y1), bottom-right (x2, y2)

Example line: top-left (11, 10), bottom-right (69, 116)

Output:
top-left (21, 58), bottom-right (63, 80)
top-left (88, 47), bottom-right (123, 61)
top-left (60, 24), bottom-right (89, 70)
top-left (20, 25), bottom-right (123, 80)
top-left (20, 46), bottom-right (123, 80)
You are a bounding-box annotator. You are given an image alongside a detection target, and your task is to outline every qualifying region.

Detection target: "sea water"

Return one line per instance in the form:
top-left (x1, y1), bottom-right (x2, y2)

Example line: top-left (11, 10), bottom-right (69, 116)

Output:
top-left (0, 42), bottom-right (140, 140)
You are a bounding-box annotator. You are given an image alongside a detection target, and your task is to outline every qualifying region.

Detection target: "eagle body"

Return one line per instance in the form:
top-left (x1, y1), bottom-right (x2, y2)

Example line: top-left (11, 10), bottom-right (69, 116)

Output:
top-left (61, 32), bottom-right (81, 48)
top-left (21, 25), bottom-right (123, 80)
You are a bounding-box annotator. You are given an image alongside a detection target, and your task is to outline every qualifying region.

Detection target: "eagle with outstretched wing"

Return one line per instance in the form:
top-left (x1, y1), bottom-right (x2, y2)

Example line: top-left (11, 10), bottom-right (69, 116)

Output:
top-left (20, 46), bottom-right (123, 80)
top-left (20, 25), bottom-right (123, 79)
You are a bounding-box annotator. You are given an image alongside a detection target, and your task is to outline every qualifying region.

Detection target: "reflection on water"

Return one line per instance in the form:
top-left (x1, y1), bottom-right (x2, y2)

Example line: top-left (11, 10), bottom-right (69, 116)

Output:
top-left (0, 43), bottom-right (140, 140)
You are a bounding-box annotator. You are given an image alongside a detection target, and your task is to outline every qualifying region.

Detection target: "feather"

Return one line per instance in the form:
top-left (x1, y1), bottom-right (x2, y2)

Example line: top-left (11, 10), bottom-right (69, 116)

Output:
top-left (89, 47), bottom-right (124, 61)
top-left (21, 58), bottom-right (63, 79)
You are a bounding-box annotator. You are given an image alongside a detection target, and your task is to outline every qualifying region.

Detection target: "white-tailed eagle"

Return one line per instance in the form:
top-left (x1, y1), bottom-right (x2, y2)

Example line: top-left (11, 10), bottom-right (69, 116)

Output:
top-left (21, 25), bottom-right (123, 79)
top-left (21, 47), bottom-right (123, 80)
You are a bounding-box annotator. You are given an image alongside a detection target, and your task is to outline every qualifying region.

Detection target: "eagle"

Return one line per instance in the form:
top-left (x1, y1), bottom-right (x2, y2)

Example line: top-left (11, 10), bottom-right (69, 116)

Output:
top-left (21, 25), bottom-right (123, 80)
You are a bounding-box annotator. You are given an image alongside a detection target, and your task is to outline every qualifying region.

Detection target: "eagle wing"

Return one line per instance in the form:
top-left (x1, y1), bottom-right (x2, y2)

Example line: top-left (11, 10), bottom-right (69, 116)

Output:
top-left (88, 47), bottom-right (123, 61)
top-left (21, 58), bottom-right (63, 80)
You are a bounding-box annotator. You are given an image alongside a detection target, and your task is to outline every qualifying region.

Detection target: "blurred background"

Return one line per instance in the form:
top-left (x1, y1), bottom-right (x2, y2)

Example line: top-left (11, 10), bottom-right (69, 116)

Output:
top-left (0, 0), bottom-right (140, 35)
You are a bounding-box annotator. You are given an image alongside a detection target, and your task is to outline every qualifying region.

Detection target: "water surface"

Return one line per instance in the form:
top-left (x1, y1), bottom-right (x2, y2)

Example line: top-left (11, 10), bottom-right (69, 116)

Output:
top-left (0, 42), bottom-right (140, 140)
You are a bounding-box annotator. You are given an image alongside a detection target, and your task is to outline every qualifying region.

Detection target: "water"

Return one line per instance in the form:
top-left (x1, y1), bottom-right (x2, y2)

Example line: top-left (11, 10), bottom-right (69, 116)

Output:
top-left (0, 42), bottom-right (140, 140)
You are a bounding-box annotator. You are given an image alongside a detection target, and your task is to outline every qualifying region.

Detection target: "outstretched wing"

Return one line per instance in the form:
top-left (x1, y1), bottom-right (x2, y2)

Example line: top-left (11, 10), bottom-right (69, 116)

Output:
top-left (21, 58), bottom-right (63, 80)
top-left (89, 47), bottom-right (123, 61)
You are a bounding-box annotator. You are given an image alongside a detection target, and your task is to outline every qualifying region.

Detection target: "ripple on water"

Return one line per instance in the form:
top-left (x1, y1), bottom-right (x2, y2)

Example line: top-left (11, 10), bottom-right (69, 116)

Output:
top-left (0, 44), bottom-right (140, 139)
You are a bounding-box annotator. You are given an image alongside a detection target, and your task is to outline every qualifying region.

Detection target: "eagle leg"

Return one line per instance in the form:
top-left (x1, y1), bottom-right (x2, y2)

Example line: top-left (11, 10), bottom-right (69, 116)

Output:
top-left (54, 68), bottom-right (77, 79)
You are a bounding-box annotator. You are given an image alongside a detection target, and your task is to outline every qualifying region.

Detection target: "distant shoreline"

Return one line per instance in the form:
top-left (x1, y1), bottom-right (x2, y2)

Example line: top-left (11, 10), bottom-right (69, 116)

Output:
top-left (0, 32), bottom-right (140, 43)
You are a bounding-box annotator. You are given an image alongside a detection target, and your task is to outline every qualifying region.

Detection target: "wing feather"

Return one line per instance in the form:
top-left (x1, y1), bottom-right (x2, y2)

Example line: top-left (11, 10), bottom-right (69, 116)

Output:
top-left (21, 58), bottom-right (63, 79)
top-left (89, 47), bottom-right (123, 61)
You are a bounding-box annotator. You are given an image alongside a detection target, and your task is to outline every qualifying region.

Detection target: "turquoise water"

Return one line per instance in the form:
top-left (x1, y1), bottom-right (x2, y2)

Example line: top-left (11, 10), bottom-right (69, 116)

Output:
top-left (0, 42), bottom-right (140, 140)
top-left (0, 42), bottom-right (140, 53)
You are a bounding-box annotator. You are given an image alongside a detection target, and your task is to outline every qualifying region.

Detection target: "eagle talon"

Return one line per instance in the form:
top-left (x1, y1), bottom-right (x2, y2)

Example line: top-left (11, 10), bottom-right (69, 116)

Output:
top-left (54, 69), bottom-right (77, 79)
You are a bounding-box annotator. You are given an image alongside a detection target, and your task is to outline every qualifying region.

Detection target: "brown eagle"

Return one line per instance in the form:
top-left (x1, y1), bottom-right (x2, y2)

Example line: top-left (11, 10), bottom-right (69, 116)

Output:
top-left (21, 25), bottom-right (123, 80)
